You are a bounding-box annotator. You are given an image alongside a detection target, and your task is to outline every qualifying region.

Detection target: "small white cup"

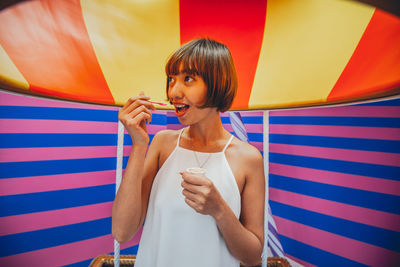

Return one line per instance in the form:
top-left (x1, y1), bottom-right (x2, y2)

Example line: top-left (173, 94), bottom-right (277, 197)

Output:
top-left (186, 167), bottom-right (206, 176)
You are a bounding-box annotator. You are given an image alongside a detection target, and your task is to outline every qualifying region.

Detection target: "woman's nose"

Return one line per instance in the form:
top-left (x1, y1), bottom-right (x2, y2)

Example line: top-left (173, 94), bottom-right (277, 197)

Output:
top-left (168, 81), bottom-right (183, 100)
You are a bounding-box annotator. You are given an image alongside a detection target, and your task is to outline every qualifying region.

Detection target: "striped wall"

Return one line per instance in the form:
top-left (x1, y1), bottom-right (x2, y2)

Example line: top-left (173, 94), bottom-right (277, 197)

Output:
top-left (0, 90), bottom-right (263, 266)
top-left (4, 88), bottom-right (399, 266)
top-left (269, 98), bottom-right (400, 266)
top-left (0, 90), bottom-right (165, 266)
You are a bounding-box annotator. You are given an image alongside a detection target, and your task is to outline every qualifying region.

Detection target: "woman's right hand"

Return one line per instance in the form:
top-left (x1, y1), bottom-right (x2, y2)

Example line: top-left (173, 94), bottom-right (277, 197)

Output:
top-left (118, 93), bottom-right (155, 146)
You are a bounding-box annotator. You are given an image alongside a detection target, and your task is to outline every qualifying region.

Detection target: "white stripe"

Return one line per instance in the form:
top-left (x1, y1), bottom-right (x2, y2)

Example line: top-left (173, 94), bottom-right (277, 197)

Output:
top-left (268, 237), bottom-right (285, 257)
top-left (262, 110), bottom-right (269, 267)
top-left (268, 230), bottom-right (284, 252)
top-left (114, 117), bottom-right (125, 267)
top-left (116, 118), bottom-right (125, 192)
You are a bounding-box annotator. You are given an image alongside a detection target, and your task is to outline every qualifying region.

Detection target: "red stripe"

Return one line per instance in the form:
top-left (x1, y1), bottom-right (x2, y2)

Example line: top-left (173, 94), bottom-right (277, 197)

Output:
top-left (0, 0), bottom-right (114, 104)
top-left (179, 0), bottom-right (267, 109)
top-left (274, 216), bottom-right (400, 266)
top-left (270, 188), bottom-right (400, 232)
top-left (0, 202), bottom-right (112, 236)
top-left (328, 10), bottom-right (400, 101)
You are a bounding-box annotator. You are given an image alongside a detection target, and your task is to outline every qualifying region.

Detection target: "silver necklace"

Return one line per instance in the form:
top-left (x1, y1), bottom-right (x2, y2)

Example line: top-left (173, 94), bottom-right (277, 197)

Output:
top-left (188, 129), bottom-right (212, 168)
top-left (193, 150), bottom-right (212, 168)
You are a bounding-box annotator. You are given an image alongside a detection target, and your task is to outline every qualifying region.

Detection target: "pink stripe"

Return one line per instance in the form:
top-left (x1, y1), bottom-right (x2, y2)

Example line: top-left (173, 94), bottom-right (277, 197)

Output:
top-left (0, 119), bottom-right (118, 133)
top-left (123, 145), bottom-right (132, 156)
top-left (0, 90), bottom-right (118, 110)
top-left (167, 124), bottom-right (185, 130)
top-left (239, 111), bottom-right (264, 117)
top-left (270, 163), bottom-right (400, 196)
top-left (123, 146), bottom-right (132, 156)
top-left (0, 202), bottom-right (113, 236)
top-left (274, 216), bottom-right (400, 266)
top-left (0, 230), bottom-right (142, 266)
top-left (223, 124), bottom-right (263, 133)
top-left (0, 170), bottom-right (115, 196)
top-left (220, 111), bottom-right (264, 117)
top-left (285, 254), bottom-right (317, 267)
top-left (0, 146), bottom-right (117, 162)
top-left (270, 188), bottom-right (400, 232)
top-left (269, 105), bottom-right (400, 118)
top-left (270, 124), bottom-right (400, 140)
top-left (124, 124), bottom-right (166, 135)
top-left (269, 143), bottom-right (400, 166)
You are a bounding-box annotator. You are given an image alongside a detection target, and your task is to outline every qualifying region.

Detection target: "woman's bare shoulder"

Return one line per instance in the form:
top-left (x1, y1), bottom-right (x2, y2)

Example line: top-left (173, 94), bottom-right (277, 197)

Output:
top-left (228, 137), bottom-right (263, 164)
top-left (150, 129), bottom-right (181, 149)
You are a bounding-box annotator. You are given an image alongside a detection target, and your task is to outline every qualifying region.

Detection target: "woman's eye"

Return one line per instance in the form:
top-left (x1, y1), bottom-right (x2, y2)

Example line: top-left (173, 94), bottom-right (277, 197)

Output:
top-left (168, 76), bottom-right (175, 83)
top-left (185, 76), bottom-right (194, 82)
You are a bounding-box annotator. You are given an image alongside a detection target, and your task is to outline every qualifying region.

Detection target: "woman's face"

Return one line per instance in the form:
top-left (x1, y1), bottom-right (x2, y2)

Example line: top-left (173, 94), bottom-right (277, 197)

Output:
top-left (167, 71), bottom-right (216, 125)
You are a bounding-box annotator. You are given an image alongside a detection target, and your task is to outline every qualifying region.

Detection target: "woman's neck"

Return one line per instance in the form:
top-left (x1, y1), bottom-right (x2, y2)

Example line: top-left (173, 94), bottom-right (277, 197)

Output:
top-left (186, 113), bottom-right (229, 151)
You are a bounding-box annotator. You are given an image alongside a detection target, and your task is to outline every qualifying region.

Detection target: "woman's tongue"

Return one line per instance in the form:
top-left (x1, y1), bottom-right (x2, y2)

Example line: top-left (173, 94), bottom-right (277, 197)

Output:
top-left (175, 104), bottom-right (190, 115)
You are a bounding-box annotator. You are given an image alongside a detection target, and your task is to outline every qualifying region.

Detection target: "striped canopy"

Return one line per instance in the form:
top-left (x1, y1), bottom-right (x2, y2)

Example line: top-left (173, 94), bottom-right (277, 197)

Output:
top-left (0, 0), bottom-right (399, 109)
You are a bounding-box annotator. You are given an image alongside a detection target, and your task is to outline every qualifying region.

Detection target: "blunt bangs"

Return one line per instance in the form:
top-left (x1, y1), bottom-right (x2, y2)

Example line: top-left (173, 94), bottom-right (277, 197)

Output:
top-left (165, 38), bottom-right (237, 112)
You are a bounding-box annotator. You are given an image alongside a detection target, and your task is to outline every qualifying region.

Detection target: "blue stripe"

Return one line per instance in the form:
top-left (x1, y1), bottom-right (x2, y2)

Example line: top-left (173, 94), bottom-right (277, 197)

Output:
top-left (354, 98), bottom-right (400, 106)
top-left (270, 201), bottom-right (400, 251)
top-left (269, 152), bottom-right (400, 180)
top-left (119, 245), bottom-right (139, 255)
top-left (247, 132), bottom-right (263, 142)
top-left (269, 116), bottom-right (400, 128)
top-left (0, 106), bottom-right (168, 125)
top-left (0, 218), bottom-right (111, 257)
top-left (269, 134), bottom-right (400, 153)
top-left (124, 134), bottom-right (155, 146)
top-left (0, 157), bottom-right (117, 179)
top-left (243, 116), bottom-right (263, 124)
top-left (269, 174), bottom-right (400, 214)
top-left (123, 156), bottom-right (129, 169)
top-left (0, 106), bottom-right (118, 122)
top-left (0, 184), bottom-right (115, 217)
top-left (166, 115), bottom-right (180, 124)
top-left (279, 235), bottom-right (368, 267)
top-left (0, 133), bottom-right (118, 148)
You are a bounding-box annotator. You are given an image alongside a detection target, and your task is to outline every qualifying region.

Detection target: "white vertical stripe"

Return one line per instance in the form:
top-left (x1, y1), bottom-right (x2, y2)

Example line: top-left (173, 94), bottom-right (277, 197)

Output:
top-left (114, 118), bottom-right (125, 267)
top-left (262, 110), bottom-right (269, 267)
top-left (116, 118), bottom-right (125, 192)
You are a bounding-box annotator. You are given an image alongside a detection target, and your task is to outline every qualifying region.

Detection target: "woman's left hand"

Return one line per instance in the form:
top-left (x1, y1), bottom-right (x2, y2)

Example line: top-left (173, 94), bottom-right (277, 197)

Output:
top-left (180, 171), bottom-right (225, 218)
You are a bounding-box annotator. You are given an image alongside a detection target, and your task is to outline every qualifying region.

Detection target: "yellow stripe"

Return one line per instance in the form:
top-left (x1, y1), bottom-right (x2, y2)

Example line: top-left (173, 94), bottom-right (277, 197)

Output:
top-left (81, 0), bottom-right (180, 106)
top-left (0, 44), bottom-right (29, 90)
top-left (249, 0), bottom-right (374, 109)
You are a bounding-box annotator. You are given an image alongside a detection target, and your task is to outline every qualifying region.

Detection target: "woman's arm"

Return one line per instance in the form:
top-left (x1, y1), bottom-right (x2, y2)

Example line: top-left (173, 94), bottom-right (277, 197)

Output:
top-left (214, 148), bottom-right (265, 266)
top-left (181, 144), bottom-right (265, 266)
top-left (111, 95), bottom-right (160, 243)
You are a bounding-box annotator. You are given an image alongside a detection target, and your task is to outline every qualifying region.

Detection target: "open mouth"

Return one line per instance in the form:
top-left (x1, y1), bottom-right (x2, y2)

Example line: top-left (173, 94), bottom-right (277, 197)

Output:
top-left (174, 104), bottom-right (190, 116)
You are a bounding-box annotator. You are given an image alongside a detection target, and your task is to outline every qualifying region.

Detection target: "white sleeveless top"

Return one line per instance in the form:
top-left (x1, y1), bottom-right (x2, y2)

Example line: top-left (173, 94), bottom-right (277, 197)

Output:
top-left (134, 129), bottom-right (241, 267)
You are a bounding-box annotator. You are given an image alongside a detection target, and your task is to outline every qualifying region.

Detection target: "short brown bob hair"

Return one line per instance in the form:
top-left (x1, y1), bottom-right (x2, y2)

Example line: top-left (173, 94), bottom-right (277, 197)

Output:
top-left (165, 38), bottom-right (238, 112)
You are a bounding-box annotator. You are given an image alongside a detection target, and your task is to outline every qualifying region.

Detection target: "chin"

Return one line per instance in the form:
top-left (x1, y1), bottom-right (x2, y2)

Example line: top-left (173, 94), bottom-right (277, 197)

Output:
top-left (177, 116), bottom-right (191, 126)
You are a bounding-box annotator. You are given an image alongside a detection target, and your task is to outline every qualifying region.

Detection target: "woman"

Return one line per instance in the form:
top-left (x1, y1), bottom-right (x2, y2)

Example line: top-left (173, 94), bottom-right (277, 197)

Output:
top-left (112, 38), bottom-right (265, 266)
